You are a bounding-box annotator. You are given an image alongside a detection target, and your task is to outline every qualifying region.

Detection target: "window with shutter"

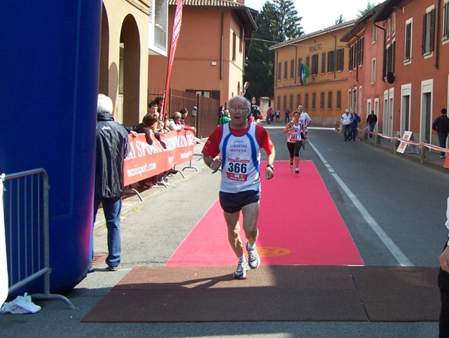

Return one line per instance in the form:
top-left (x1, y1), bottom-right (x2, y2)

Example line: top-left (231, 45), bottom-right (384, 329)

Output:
top-left (444, 1), bottom-right (449, 39)
top-left (422, 8), bottom-right (435, 55)
top-left (321, 52), bottom-right (326, 73)
top-left (349, 46), bottom-right (353, 70)
top-left (290, 60), bottom-right (294, 78)
top-left (404, 20), bottom-right (412, 62)
top-left (337, 49), bottom-right (344, 71)
top-left (312, 54), bottom-right (319, 75)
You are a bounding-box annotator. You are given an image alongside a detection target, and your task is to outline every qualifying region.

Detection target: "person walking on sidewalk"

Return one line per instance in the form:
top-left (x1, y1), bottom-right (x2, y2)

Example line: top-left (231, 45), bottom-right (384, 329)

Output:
top-left (282, 111), bottom-right (304, 174)
top-left (366, 110), bottom-right (377, 138)
top-left (94, 94), bottom-right (130, 271)
top-left (432, 108), bottom-right (449, 159)
top-left (202, 95), bottom-right (275, 279)
top-left (350, 111), bottom-right (361, 141)
top-left (341, 109), bottom-right (353, 141)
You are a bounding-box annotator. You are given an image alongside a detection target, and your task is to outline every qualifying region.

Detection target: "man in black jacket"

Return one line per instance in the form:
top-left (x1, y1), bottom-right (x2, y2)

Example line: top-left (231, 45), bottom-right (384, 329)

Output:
top-left (432, 108), bottom-right (449, 159)
top-left (94, 94), bottom-right (129, 271)
top-left (366, 110), bottom-right (377, 138)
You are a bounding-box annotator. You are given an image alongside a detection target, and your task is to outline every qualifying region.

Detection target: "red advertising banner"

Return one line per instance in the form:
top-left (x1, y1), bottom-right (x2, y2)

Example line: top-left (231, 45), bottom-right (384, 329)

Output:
top-left (123, 130), bottom-right (195, 186)
top-left (161, 0), bottom-right (184, 120)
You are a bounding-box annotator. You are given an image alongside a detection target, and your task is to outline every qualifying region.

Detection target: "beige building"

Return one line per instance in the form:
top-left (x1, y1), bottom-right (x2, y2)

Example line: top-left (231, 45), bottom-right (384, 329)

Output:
top-left (270, 21), bottom-right (355, 126)
top-left (100, 0), bottom-right (169, 126)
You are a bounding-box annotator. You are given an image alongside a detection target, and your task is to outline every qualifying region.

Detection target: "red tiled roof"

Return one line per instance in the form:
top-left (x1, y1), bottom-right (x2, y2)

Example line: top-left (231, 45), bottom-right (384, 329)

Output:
top-left (168, 0), bottom-right (246, 8)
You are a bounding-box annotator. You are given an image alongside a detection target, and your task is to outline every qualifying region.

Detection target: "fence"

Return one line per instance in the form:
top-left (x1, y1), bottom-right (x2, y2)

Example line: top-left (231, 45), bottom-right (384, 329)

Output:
top-left (1, 169), bottom-right (74, 309)
top-left (148, 88), bottom-right (220, 139)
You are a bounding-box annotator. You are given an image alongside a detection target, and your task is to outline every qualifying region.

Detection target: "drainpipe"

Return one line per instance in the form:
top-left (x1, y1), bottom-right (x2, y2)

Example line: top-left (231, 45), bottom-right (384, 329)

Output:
top-left (347, 30), bottom-right (360, 83)
top-left (294, 45), bottom-right (298, 85)
top-left (374, 22), bottom-right (386, 82)
top-left (330, 33), bottom-right (337, 79)
top-left (220, 10), bottom-right (224, 79)
top-left (436, 0), bottom-right (441, 69)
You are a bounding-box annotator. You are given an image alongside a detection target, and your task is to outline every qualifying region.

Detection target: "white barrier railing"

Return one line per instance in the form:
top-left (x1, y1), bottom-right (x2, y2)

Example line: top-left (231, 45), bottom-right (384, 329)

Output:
top-left (1, 169), bottom-right (74, 309)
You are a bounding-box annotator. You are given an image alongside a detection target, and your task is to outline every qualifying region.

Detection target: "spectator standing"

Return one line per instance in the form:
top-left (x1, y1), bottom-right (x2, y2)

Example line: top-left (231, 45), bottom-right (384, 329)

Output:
top-left (218, 105), bottom-right (225, 124)
top-left (275, 109), bottom-right (280, 122)
top-left (366, 110), bottom-right (378, 138)
top-left (218, 110), bottom-right (231, 125)
top-left (432, 108), bottom-right (449, 159)
top-left (168, 112), bottom-right (184, 131)
top-left (147, 101), bottom-right (158, 117)
top-left (250, 97), bottom-right (261, 124)
top-left (132, 114), bottom-right (156, 146)
top-left (341, 109), bottom-right (353, 141)
top-left (266, 106), bottom-right (272, 124)
top-left (284, 109), bottom-right (290, 123)
top-left (94, 94), bottom-right (130, 271)
top-left (202, 95), bottom-right (275, 279)
top-left (180, 107), bottom-right (196, 133)
top-left (350, 112), bottom-right (361, 141)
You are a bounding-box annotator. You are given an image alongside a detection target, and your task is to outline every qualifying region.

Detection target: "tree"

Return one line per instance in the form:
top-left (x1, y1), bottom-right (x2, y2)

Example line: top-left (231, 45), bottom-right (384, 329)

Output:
top-left (358, 1), bottom-right (376, 17)
top-left (334, 14), bottom-right (345, 25)
top-left (272, 0), bottom-right (303, 41)
top-left (244, 0), bottom-right (303, 100)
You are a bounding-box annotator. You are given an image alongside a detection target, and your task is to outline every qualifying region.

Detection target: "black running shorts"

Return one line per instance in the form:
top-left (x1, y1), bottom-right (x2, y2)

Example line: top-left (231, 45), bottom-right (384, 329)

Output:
top-left (219, 190), bottom-right (260, 213)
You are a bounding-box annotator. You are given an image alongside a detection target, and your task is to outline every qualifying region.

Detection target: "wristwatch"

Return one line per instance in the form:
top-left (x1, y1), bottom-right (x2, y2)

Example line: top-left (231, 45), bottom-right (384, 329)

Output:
top-left (266, 164), bottom-right (274, 170)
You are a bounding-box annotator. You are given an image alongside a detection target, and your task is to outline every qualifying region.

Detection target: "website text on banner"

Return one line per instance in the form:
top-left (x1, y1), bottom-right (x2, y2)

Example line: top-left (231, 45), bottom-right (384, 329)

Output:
top-left (123, 130), bottom-right (195, 186)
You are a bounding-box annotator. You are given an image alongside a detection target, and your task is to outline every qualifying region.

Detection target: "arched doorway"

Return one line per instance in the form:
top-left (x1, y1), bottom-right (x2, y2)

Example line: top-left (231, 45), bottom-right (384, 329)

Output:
top-left (119, 14), bottom-right (141, 126)
top-left (99, 4), bottom-right (109, 96)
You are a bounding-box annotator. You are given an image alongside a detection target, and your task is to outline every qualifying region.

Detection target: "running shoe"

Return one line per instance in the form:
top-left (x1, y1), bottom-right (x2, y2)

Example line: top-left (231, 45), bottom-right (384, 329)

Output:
top-left (290, 163), bottom-right (293, 172)
top-left (246, 242), bottom-right (261, 269)
top-left (295, 167), bottom-right (300, 174)
top-left (233, 259), bottom-right (248, 279)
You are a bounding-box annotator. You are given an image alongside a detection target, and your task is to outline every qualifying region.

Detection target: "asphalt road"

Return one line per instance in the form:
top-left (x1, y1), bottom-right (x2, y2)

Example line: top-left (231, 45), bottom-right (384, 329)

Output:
top-left (0, 123), bottom-right (445, 338)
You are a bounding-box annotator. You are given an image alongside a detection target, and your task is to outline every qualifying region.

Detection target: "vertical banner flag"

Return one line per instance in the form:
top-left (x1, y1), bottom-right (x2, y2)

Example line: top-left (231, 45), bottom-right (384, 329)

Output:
top-left (161, 0), bottom-right (184, 121)
top-left (0, 174), bottom-right (8, 306)
top-left (299, 63), bottom-right (311, 86)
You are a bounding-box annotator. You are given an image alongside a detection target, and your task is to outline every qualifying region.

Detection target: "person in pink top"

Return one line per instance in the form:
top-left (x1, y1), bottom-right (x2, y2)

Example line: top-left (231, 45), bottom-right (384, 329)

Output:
top-left (202, 95), bottom-right (275, 279)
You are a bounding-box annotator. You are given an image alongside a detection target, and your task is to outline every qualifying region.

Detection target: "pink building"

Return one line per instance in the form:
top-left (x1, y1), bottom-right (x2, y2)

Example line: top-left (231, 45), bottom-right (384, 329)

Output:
top-left (342, 0), bottom-right (449, 146)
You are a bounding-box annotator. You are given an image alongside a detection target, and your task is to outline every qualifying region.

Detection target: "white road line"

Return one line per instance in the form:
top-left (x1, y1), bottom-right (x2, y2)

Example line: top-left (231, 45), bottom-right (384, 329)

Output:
top-left (308, 139), bottom-right (413, 267)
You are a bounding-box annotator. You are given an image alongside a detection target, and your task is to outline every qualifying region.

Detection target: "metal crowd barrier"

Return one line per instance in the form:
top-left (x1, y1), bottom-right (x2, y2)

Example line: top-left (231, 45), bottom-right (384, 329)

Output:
top-left (1, 169), bottom-right (74, 309)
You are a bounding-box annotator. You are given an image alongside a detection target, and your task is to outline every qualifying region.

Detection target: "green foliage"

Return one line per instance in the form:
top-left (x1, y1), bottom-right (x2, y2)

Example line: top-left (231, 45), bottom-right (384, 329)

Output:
top-left (334, 14), bottom-right (345, 25)
top-left (244, 0), bottom-right (303, 100)
top-left (358, 1), bottom-right (376, 17)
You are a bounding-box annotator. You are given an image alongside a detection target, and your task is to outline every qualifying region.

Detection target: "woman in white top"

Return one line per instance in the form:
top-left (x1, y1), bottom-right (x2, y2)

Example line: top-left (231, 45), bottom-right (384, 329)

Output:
top-left (282, 111), bottom-right (305, 174)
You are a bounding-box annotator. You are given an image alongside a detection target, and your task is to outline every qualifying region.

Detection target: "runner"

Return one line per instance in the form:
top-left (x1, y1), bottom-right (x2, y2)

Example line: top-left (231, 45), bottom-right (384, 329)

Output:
top-left (202, 95), bottom-right (275, 279)
top-left (282, 111), bottom-right (305, 174)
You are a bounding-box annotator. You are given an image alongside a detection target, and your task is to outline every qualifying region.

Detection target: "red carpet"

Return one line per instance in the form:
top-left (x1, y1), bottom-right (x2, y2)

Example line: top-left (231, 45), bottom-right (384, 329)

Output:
top-left (167, 161), bottom-right (363, 267)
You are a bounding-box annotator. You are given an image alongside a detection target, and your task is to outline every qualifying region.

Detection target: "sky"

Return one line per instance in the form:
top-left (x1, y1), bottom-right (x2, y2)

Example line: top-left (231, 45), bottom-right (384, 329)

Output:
top-left (243, 0), bottom-right (384, 35)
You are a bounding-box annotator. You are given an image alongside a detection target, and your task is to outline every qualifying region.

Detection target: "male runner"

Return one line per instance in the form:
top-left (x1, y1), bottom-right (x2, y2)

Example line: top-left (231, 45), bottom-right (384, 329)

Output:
top-left (202, 95), bottom-right (275, 279)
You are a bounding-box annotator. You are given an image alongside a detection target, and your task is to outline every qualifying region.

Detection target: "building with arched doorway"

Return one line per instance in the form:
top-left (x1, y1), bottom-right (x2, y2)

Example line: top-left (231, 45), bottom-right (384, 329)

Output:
top-left (100, 0), bottom-right (168, 127)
